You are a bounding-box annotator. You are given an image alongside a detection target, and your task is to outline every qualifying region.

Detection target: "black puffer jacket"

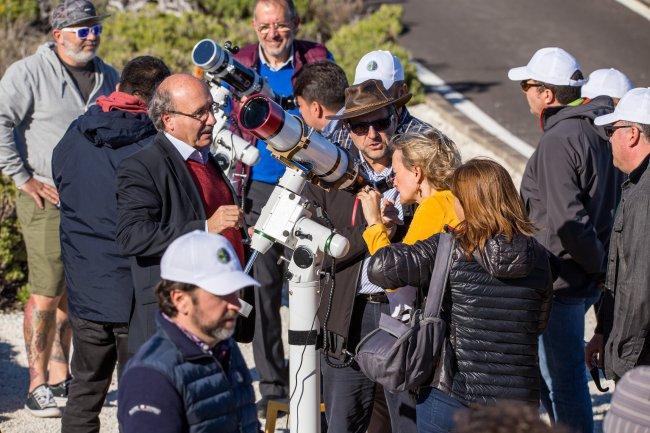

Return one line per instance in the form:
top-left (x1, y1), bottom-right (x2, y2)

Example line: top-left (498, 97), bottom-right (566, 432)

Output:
top-left (368, 233), bottom-right (553, 405)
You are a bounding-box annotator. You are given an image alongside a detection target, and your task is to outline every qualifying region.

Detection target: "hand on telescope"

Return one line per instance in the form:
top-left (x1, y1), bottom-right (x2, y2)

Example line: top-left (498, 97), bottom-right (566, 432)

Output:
top-left (357, 187), bottom-right (383, 226)
top-left (207, 205), bottom-right (244, 234)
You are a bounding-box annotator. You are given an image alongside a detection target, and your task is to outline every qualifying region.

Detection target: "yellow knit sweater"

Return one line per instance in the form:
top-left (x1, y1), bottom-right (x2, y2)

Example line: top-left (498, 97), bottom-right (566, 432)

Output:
top-left (363, 190), bottom-right (460, 255)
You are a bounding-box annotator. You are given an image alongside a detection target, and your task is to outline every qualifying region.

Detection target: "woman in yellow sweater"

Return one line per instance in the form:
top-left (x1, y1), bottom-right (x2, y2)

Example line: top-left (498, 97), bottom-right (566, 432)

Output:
top-left (357, 129), bottom-right (462, 253)
top-left (357, 129), bottom-right (462, 318)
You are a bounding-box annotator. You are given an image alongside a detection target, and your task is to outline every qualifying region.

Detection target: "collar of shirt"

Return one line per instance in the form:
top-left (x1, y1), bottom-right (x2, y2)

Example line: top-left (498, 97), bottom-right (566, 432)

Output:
top-left (322, 107), bottom-right (344, 138)
top-left (258, 44), bottom-right (294, 72)
top-left (627, 153), bottom-right (650, 186)
top-left (164, 132), bottom-right (211, 164)
top-left (359, 156), bottom-right (392, 181)
top-left (162, 312), bottom-right (214, 356)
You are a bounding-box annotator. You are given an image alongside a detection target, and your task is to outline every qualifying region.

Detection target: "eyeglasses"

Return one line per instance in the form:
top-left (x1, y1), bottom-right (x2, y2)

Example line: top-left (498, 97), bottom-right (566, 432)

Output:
top-left (61, 24), bottom-right (102, 39)
top-left (520, 80), bottom-right (544, 92)
top-left (346, 115), bottom-right (394, 135)
top-left (604, 124), bottom-right (635, 138)
top-left (256, 22), bottom-right (294, 36)
top-left (167, 102), bottom-right (216, 122)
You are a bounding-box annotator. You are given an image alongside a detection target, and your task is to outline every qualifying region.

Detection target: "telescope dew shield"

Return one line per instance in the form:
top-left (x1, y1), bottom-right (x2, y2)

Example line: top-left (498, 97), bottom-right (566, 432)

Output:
top-left (192, 39), bottom-right (265, 97)
top-left (239, 95), bottom-right (358, 187)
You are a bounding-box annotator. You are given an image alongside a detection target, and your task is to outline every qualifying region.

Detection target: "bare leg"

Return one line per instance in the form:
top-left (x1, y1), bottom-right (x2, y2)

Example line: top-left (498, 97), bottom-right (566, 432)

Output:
top-left (24, 293), bottom-right (62, 392)
top-left (48, 294), bottom-right (71, 385)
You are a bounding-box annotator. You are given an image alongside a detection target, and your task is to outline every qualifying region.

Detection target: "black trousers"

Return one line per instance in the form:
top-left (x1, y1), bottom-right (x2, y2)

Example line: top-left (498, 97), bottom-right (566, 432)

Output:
top-left (244, 180), bottom-right (289, 399)
top-left (61, 314), bottom-right (129, 433)
top-left (322, 297), bottom-right (417, 433)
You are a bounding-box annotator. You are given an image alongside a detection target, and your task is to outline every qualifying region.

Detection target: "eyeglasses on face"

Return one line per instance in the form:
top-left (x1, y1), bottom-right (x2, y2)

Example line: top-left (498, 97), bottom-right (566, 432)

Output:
top-left (604, 124), bottom-right (634, 138)
top-left (520, 80), bottom-right (544, 92)
top-left (256, 22), bottom-right (293, 36)
top-left (167, 102), bottom-right (217, 122)
top-left (346, 115), bottom-right (394, 135)
top-left (61, 24), bottom-right (102, 39)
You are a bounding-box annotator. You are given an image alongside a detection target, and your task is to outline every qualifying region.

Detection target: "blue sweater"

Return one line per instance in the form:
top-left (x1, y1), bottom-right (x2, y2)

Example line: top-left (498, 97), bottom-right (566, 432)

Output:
top-left (250, 61), bottom-right (298, 184)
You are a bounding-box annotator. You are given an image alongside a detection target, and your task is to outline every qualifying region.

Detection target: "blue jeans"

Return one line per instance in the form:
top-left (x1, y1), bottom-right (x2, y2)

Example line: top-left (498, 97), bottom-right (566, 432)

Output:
top-left (416, 387), bottom-right (466, 433)
top-left (539, 294), bottom-right (599, 433)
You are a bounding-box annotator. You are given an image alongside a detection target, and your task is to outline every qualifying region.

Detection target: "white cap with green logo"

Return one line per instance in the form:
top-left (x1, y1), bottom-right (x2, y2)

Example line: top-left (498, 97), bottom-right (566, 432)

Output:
top-left (161, 230), bottom-right (259, 296)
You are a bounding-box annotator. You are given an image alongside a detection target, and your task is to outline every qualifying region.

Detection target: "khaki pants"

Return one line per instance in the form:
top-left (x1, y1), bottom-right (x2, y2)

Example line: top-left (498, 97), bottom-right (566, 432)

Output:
top-left (15, 191), bottom-right (65, 297)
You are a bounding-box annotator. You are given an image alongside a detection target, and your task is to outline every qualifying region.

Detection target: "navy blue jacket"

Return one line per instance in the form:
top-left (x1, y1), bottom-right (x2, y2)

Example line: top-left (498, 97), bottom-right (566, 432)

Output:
top-left (52, 105), bottom-right (156, 323)
top-left (117, 313), bottom-right (259, 433)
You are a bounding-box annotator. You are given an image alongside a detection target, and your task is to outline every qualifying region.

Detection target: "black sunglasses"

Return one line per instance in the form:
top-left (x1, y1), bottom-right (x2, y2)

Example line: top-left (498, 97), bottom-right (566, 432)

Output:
top-left (604, 125), bottom-right (634, 138)
top-left (520, 80), bottom-right (544, 92)
top-left (346, 115), bottom-right (394, 135)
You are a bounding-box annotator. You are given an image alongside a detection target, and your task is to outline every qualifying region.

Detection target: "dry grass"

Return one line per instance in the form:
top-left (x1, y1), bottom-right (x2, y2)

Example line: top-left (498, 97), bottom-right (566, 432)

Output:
top-left (0, 21), bottom-right (49, 76)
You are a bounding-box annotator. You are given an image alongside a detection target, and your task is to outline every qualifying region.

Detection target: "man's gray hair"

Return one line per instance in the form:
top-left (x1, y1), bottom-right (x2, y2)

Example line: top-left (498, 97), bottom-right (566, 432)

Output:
top-left (640, 123), bottom-right (650, 141)
top-left (254, 0), bottom-right (297, 20)
top-left (148, 87), bottom-right (174, 132)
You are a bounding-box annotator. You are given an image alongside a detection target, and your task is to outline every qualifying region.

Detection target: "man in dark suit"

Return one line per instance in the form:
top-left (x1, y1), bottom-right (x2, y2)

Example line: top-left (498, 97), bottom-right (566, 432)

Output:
top-left (116, 74), bottom-right (246, 355)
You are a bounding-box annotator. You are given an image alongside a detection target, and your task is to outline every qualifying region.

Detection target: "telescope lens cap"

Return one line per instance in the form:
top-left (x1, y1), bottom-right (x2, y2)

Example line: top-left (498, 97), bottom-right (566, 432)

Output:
top-left (192, 39), bottom-right (217, 67)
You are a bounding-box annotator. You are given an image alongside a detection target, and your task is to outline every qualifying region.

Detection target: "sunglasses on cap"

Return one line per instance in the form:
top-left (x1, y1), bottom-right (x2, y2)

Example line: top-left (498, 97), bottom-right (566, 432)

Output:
top-left (61, 24), bottom-right (102, 39)
top-left (604, 124), bottom-right (635, 138)
top-left (345, 115), bottom-right (394, 135)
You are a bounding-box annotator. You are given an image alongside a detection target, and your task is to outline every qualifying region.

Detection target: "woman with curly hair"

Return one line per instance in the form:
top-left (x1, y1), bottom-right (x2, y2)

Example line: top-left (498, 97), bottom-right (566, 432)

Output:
top-left (357, 129), bottom-right (462, 317)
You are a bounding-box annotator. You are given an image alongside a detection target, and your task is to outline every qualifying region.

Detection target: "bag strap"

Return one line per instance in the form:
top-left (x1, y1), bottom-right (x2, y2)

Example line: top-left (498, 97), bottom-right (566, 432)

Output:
top-left (423, 233), bottom-right (454, 318)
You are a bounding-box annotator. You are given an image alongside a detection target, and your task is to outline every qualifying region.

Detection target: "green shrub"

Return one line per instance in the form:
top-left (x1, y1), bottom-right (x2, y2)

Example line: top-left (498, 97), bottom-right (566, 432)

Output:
top-left (328, 5), bottom-right (423, 103)
top-left (0, 174), bottom-right (27, 309)
top-left (0, 0), bottom-right (39, 24)
top-left (98, 5), bottom-right (255, 73)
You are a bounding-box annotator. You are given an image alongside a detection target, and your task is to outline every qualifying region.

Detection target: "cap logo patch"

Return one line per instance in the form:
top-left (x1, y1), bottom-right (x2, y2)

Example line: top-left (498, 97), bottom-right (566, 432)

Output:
top-left (217, 248), bottom-right (231, 264)
top-left (367, 61), bottom-right (378, 71)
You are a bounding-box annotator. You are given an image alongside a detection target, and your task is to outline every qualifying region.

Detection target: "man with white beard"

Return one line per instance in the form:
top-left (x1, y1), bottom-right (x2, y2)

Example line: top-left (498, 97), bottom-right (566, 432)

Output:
top-left (0, 0), bottom-right (118, 418)
top-left (117, 231), bottom-right (260, 433)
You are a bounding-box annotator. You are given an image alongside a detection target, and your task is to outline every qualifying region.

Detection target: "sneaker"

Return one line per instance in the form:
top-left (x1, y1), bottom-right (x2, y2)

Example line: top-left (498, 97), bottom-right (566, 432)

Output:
top-left (24, 384), bottom-right (62, 418)
top-left (49, 377), bottom-right (72, 406)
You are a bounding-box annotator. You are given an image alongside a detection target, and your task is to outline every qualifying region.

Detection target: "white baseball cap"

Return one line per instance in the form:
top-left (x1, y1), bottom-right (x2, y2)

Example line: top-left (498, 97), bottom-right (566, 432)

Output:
top-left (594, 87), bottom-right (650, 126)
top-left (581, 68), bottom-right (634, 100)
top-left (161, 231), bottom-right (259, 296)
top-left (354, 50), bottom-right (405, 91)
top-left (508, 47), bottom-right (587, 87)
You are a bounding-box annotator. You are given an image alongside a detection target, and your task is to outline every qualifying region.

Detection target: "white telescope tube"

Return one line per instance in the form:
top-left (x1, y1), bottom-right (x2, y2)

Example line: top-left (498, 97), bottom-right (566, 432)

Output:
top-left (239, 95), bottom-right (360, 189)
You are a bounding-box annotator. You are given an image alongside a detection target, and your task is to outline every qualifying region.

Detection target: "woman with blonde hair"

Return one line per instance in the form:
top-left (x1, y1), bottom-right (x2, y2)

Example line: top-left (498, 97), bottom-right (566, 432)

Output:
top-left (368, 159), bottom-right (553, 433)
top-left (357, 129), bottom-right (462, 250)
top-left (357, 129), bottom-right (462, 317)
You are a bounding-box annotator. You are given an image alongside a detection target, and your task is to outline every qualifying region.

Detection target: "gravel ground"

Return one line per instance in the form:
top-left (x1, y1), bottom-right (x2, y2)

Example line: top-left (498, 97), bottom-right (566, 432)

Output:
top-left (0, 101), bottom-right (614, 432)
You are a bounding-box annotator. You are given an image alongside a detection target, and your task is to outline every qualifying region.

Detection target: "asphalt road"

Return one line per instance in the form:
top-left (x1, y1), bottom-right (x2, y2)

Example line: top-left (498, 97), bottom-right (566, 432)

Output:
top-left (399, 0), bottom-right (650, 147)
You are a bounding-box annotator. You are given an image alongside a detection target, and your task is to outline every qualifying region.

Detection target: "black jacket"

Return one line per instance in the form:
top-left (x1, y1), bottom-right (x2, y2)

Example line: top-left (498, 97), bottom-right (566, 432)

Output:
top-left (368, 233), bottom-right (553, 405)
top-left (520, 96), bottom-right (623, 297)
top-left (52, 105), bottom-right (156, 323)
top-left (303, 177), bottom-right (413, 358)
top-left (116, 132), bottom-right (248, 353)
top-left (599, 155), bottom-right (650, 380)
